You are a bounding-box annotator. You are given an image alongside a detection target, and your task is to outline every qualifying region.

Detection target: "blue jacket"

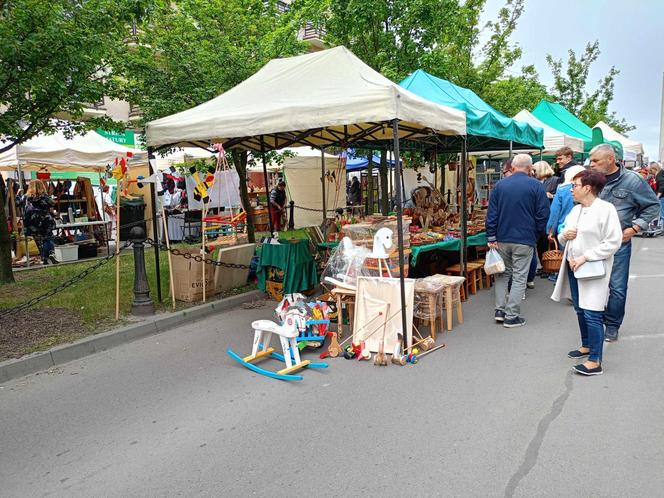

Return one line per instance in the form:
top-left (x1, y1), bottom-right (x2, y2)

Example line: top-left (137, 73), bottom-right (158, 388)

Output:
top-left (486, 172), bottom-right (550, 246)
top-left (546, 184), bottom-right (574, 235)
top-left (598, 166), bottom-right (659, 230)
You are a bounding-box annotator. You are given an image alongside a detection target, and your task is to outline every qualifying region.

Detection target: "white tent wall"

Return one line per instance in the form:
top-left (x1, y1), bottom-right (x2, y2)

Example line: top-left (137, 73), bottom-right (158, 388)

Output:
top-left (282, 148), bottom-right (342, 227)
top-left (594, 121), bottom-right (644, 156)
top-left (513, 110), bottom-right (584, 154)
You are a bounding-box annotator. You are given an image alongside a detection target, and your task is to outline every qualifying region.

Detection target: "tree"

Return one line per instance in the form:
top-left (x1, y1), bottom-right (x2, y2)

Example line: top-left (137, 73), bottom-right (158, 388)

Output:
top-left (0, 0), bottom-right (148, 154)
top-left (0, 0), bottom-right (148, 284)
top-left (546, 41), bottom-right (634, 134)
top-left (483, 65), bottom-right (550, 118)
top-left (119, 0), bottom-right (305, 240)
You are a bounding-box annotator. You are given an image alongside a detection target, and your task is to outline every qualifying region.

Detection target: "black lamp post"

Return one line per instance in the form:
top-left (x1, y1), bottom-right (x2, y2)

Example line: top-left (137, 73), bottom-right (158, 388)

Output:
top-left (130, 226), bottom-right (155, 316)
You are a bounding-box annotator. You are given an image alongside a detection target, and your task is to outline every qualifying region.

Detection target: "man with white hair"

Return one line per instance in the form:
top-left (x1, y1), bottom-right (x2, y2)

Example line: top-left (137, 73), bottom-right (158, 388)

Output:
top-left (487, 154), bottom-right (550, 328)
top-left (589, 144), bottom-right (659, 341)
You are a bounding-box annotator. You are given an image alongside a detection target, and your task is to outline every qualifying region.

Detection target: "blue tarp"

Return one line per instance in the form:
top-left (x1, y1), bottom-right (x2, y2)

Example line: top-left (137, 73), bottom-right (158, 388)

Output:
top-left (345, 153), bottom-right (398, 172)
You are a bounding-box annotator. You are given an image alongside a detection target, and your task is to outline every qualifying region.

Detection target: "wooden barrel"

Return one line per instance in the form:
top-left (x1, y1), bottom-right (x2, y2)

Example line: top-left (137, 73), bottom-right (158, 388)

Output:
top-left (252, 207), bottom-right (269, 231)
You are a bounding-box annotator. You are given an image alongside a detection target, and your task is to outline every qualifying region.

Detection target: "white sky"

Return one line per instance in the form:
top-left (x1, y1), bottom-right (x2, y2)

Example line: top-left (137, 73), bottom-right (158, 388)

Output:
top-left (481, 0), bottom-right (664, 160)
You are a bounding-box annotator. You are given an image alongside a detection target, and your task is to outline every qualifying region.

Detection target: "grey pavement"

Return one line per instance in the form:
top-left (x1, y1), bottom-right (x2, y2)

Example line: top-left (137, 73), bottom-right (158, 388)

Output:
top-left (1, 236), bottom-right (663, 497)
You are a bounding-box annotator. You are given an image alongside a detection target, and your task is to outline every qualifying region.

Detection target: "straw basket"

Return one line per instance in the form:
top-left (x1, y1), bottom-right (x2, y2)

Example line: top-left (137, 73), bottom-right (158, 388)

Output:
top-left (541, 238), bottom-right (564, 273)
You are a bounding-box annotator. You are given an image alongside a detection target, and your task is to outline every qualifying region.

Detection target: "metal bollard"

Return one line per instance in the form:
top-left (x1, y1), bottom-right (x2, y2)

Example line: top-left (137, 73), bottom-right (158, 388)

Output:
top-left (288, 201), bottom-right (295, 230)
top-left (130, 226), bottom-right (155, 316)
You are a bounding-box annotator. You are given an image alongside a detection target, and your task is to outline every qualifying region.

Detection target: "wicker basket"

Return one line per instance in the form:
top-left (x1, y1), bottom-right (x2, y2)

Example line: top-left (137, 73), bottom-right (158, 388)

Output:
top-left (541, 239), bottom-right (564, 273)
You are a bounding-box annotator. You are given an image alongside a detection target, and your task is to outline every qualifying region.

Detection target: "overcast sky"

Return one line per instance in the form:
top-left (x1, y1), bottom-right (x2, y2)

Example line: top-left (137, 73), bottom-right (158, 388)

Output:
top-left (481, 0), bottom-right (663, 160)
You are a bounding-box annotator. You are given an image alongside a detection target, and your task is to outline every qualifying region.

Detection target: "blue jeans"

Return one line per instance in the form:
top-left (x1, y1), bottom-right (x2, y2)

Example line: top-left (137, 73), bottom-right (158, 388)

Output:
top-left (605, 241), bottom-right (632, 335)
top-left (659, 198), bottom-right (664, 225)
top-left (567, 266), bottom-right (605, 363)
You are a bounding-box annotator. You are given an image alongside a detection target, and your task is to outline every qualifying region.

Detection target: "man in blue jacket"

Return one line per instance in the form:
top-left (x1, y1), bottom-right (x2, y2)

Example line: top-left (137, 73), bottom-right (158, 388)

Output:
top-left (487, 154), bottom-right (550, 327)
top-left (590, 144), bottom-right (659, 342)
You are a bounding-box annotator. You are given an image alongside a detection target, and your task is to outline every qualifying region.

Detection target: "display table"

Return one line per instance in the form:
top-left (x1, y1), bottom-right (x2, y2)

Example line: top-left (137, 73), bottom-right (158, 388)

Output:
top-left (257, 240), bottom-right (318, 295)
top-left (317, 232), bottom-right (488, 266)
top-left (162, 213), bottom-right (201, 241)
top-left (410, 232), bottom-right (487, 265)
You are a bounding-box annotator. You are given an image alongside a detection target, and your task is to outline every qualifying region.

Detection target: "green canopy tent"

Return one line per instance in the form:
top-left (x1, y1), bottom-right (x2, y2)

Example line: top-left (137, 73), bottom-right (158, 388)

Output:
top-left (399, 70), bottom-right (544, 152)
top-left (531, 100), bottom-right (623, 158)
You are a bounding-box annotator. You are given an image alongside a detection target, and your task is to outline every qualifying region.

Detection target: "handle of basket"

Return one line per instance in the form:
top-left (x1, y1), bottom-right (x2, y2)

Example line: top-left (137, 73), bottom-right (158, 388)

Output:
top-left (548, 237), bottom-right (559, 251)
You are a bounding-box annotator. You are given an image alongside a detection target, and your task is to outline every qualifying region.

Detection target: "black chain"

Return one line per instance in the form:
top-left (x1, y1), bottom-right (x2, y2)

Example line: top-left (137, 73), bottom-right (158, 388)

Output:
top-left (293, 204), bottom-right (361, 213)
top-left (144, 238), bottom-right (251, 270)
top-left (0, 242), bottom-right (132, 318)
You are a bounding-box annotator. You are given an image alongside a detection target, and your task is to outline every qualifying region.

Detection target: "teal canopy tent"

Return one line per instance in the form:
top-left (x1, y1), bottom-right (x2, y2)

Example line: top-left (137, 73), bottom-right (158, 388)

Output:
top-left (531, 100), bottom-right (623, 158)
top-left (399, 70), bottom-right (544, 151)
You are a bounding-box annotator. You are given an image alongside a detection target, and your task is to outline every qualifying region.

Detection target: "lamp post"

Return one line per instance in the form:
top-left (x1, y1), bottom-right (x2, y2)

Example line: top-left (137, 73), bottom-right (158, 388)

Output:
top-left (130, 226), bottom-right (155, 316)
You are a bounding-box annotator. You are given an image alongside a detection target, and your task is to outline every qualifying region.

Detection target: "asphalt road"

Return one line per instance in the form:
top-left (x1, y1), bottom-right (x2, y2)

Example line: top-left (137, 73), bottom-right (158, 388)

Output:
top-left (2, 236), bottom-right (663, 498)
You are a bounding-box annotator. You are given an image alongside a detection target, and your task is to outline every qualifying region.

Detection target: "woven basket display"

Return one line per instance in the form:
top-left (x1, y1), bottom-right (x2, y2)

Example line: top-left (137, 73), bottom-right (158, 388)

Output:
top-left (541, 238), bottom-right (564, 273)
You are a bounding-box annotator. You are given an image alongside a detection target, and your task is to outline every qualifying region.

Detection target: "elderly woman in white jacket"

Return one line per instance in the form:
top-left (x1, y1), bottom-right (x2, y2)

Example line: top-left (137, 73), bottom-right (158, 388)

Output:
top-left (551, 170), bottom-right (623, 376)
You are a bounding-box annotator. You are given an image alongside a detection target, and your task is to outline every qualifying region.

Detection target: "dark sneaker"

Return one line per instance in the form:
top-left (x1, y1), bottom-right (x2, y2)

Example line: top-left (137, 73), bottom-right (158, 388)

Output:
top-left (526, 281), bottom-right (535, 289)
top-left (573, 364), bottom-right (603, 376)
top-left (503, 316), bottom-right (526, 328)
top-left (605, 327), bottom-right (619, 342)
top-left (568, 349), bottom-right (590, 359)
top-left (494, 310), bottom-right (506, 323)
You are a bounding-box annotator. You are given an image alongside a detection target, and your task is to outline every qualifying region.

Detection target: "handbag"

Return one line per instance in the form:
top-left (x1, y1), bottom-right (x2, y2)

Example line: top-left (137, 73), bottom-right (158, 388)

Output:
top-left (570, 208), bottom-right (607, 281)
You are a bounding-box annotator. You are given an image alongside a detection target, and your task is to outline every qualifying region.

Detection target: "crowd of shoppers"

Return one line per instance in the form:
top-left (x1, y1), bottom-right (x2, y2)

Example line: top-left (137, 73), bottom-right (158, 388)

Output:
top-left (486, 145), bottom-right (659, 376)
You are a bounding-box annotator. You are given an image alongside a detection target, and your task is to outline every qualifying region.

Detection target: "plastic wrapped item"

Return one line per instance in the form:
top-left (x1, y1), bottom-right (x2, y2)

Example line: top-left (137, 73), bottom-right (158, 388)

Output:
top-left (320, 237), bottom-right (371, 288)
top-left (423, 274), bottom-right (464, 305)
top-left (414, 278), bottom-right (445, 319)
top-left (484, 249), bottom-right (505, 275)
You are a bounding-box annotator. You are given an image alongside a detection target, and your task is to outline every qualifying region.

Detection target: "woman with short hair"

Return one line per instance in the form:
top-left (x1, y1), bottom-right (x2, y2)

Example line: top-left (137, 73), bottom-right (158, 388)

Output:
top-left (551, 170), bottom-right (623, 376)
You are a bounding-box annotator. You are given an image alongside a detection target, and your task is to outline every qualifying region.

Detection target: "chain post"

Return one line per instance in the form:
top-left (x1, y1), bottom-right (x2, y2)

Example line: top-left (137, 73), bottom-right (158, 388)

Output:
top-left (130, 227), bottom-right (155, 316)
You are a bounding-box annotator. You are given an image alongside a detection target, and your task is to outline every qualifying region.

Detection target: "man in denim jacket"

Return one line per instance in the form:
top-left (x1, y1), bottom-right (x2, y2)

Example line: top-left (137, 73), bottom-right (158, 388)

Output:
top-left (590, 144), bottom-right (659, 341)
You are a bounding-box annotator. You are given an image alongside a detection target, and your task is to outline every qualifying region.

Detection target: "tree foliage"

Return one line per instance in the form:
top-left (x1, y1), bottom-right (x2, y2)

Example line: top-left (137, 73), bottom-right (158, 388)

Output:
top-left (546, 41), bottom-right (633, 134)
top-left (483, 65), bottom-right (550, 118)
top-left (118, 0), bottom-right (306, 124)
top-left (0, 0), bottom-right (149, 154)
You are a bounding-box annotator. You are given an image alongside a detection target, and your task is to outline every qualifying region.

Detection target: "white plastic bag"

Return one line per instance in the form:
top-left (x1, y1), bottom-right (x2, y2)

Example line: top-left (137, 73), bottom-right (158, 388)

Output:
top-left (484, 248), bottom-right (505, 275)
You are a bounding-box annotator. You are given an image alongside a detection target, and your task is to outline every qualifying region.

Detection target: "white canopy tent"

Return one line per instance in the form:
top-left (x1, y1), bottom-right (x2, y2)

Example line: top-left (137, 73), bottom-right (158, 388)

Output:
top-left (514, 110), bottom-right (585, 154)
top-left (0, 129), bottom-right (147, 172)
top-left (593, 121), bottom-right (644, 157)
top-left (153, 147), bottom-right (214, 171)
top-left (146, 46), bottom-right (466, 150)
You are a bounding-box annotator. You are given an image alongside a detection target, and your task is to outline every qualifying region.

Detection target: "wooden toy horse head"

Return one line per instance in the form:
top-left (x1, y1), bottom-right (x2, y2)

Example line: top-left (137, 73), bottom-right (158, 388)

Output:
top-left (283, 307), bottom-right (307, 334)
top-left (371, 227), bottom-right (393, 258)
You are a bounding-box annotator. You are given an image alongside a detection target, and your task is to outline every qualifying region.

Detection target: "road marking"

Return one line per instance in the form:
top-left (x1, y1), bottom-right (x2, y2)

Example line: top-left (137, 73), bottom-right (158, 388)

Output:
top-left (621, 333), bottom-right (664, 341)
top-left (640, 247), bottom-right (649, 251)
top-left (629, 274), bottom-right (664, 280)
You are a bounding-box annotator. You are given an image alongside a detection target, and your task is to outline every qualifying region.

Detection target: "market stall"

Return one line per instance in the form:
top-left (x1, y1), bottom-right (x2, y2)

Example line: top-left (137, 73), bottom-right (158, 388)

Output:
top-left (593, 121), bottom-right (643, 163)
top-left (146, 45), bottom-right (468, 360)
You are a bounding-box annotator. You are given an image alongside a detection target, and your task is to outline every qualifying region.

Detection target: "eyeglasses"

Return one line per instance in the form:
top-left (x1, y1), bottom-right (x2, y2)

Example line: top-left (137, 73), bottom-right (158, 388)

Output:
top-left (571, 183), bottom-right (585, 190)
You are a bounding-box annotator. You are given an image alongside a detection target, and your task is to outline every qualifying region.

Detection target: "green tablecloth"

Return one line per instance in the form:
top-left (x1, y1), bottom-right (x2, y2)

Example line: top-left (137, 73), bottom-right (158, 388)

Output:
top-left (317, 232), bottom-right (488, 266)
top-left (257, 240), bottom-right (318, 295)
top-left (410, 232), bottom-right (487, 265)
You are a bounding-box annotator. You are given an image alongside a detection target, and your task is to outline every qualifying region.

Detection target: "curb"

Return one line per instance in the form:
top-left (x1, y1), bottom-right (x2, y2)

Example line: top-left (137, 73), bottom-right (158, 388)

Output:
top-left (0, 289), bottom-right (266, 384)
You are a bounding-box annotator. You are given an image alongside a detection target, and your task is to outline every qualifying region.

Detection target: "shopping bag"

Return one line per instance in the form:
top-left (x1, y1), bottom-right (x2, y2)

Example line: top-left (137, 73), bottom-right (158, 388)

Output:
top-left (484, 248), bottom-right (505, 275)
top-left (573, 260), bottom-right (606, 280)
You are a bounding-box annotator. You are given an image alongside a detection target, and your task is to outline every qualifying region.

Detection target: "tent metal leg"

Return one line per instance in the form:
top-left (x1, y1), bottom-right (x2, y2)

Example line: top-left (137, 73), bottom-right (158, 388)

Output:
top-left (391, 119), bottom-right (408, 347)
top-left (260, 137), bottom-right (274, 234)
top-left (147, 147), bottom-right (162, 303)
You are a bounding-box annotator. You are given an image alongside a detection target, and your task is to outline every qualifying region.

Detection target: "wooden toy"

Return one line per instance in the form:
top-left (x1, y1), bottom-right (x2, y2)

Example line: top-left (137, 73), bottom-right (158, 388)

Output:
top-left (227, 308), bottom-right (328, 381)
top-left (413, 343), bottom-right (446, 360)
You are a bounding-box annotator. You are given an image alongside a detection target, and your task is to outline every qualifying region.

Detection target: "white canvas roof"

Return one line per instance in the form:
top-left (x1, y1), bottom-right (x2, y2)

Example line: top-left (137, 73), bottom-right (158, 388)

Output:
top-left (594, 121), bottom-right (644, 156)
top-left (514, 110), bottom-right (585, 153)
top-left (0, 130), bottom-right (147, 172)
top-left (145, 46), bottom-right (466, 150)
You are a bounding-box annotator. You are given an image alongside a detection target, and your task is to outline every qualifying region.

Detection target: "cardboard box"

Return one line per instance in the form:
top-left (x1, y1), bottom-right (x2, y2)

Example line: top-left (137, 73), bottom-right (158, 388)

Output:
top-left (171, 248), bottom-right (219, 302)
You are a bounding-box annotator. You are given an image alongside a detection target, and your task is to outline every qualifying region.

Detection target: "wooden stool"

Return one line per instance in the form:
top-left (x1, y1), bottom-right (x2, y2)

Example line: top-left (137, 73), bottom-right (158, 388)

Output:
top-left (414, 283), bottom-right (444, 340)
top-left (331, 287), bottom-right (356, 340)
top-left (445, 262), bottom-right (483, 296)
top-left (422, 275), bottom-right (464, 331)
top-left (473, 259), bottom-right (494, 289)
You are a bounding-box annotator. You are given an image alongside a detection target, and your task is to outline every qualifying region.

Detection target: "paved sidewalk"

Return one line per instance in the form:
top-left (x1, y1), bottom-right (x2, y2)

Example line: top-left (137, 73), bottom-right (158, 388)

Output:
top-left (1, 237), bottom-right (663, 497)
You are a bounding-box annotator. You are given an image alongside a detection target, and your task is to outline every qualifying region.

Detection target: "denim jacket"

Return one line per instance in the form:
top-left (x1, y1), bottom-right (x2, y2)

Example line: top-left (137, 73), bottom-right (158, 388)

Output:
top-left (598, 166), bottom-right (660, 230)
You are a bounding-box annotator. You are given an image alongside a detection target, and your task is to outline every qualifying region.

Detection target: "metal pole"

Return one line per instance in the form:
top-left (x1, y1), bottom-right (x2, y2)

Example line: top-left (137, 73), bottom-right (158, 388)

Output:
top-left (260, 136), bottom-right (274, 234)
top-left (391, 119), bottom-right (408, 347)
top-left (508, 140), bottom-right (513, 159)
top-left (460, 137), bottom-right (469, 287)
top-left (17, 162), bottom-right (29, 268)
top-left (321, 147), bottom-right (327, 223)
top-left (147, 147), bottom-right (162, 303)
top-left (539, 149), bottom-right (543, 161)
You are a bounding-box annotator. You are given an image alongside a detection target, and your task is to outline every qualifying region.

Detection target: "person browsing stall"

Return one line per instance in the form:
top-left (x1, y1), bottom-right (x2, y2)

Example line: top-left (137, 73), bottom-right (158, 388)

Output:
top-left (269, 180), bottom-right (287, 232)
top-left (554, 146), bottom-right (580, 185)
top-left (551, 170), bottom-right (622, 376)
top-left (486, 154), bottom-right (550, 328)
top-left (589, 144), bottom-right (659, 342)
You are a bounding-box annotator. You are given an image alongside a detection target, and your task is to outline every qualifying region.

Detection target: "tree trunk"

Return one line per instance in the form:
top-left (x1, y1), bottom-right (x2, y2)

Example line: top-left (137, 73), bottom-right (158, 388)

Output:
top-left (233, 150), bottom-right (255, 243)
top-left (379, 149), bottom-right (389, 215)
top-left (0, 176), bottom-right (15, 284)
